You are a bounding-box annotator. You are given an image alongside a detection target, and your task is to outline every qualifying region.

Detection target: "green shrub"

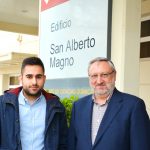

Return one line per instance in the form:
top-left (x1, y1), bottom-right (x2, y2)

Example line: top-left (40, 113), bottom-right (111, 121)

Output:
top-left (61, 95), bottom-right (79, 126)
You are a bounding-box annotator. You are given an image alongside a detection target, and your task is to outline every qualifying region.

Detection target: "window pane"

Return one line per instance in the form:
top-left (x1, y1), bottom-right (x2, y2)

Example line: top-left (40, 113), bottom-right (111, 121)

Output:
top-left (140, 41), bottom-right (150, 58)
top-left (141, 20), bottom-right (150, 37)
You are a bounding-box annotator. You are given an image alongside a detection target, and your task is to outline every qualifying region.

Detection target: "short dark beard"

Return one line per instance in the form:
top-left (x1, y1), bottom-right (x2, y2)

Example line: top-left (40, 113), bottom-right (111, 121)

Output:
top-left (23, 89), bottom-right (42, 99)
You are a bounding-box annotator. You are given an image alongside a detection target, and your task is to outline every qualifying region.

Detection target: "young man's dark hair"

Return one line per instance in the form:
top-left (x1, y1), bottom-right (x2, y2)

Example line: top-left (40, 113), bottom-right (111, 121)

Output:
top-left (21, 57), bottom-right (45, 74)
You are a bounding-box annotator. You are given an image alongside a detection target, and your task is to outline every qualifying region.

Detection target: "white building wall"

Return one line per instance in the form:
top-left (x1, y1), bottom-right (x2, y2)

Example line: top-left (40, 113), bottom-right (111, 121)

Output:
top-left (140, 59), bottom-right (150, 116)
top-left (111, 0), bottom-right (141, 96)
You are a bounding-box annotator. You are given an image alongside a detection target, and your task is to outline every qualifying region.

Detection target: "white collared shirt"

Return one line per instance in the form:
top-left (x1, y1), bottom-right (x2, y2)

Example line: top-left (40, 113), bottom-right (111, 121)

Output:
top-left (18, 90), bottom-right (46, 150)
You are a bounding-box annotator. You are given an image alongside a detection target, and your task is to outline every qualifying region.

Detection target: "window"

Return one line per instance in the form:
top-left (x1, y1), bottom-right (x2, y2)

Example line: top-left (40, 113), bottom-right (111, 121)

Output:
top-left (140, 18), bottom-right (150, 58)
top-left (9, 75), bottom-right (19, 89)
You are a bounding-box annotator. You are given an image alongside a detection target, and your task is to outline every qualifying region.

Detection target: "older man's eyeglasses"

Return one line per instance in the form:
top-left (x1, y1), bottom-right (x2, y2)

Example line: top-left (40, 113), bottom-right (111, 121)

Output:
top-left (89, 70), bottom-right (114, 80)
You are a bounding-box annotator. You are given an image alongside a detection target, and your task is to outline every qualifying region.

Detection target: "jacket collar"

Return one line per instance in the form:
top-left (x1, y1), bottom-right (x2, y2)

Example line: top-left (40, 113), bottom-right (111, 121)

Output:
top-left (7, 86), bottom-right (58, 99)
top-left (4, 87), bottom-right (62, 109)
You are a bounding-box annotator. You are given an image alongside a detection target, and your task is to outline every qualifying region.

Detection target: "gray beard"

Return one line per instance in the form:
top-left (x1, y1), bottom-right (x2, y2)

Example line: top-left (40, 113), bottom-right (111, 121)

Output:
top-left (95, 84), bottom-right (115, 97)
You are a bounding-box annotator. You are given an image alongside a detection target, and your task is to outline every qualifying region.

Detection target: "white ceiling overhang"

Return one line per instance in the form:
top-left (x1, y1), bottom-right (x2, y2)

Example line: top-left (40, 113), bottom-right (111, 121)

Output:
top-left (0, 52), bottom-right (37, 74)
top-left (0, 0), bottom-right (39, 35)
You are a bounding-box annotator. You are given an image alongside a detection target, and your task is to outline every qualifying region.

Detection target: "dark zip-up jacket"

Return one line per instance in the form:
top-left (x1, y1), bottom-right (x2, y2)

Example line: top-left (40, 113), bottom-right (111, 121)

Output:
top-left (0, 87), bottom-right (68, 150)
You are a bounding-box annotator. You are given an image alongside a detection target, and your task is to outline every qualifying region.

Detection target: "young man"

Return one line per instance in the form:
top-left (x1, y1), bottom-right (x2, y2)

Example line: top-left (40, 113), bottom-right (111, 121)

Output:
top-left (68, 57), bottom-right (150, 150)
top-left (0, 57), bottom-right (67, 150)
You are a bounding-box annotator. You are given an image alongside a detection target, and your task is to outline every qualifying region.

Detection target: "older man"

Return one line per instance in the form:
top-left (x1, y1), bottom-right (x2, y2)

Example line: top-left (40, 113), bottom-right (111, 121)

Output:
top-left (68, 57), bottom-right (150, 150)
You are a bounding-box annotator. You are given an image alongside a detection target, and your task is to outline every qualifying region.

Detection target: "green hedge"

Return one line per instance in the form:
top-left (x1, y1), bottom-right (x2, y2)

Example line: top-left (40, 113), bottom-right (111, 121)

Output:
top-left (61, 95), bottom-right (78, 126)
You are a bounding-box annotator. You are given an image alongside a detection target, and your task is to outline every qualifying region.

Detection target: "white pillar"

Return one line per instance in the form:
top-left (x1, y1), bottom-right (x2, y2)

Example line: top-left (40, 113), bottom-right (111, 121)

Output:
top-left (111, 0), bottom-right (141, 96)
top-left (0, 74), bottom-right (9, 95)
